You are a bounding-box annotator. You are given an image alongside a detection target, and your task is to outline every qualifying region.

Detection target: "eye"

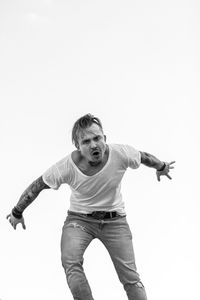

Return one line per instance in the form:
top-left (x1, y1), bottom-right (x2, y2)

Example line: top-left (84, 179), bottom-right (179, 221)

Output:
top-left (94, 136), bottom-right (101, 142)
top-left (85, 140), bottom-right (90, 144)
top-left (82, 139), bottom-right (90, 145)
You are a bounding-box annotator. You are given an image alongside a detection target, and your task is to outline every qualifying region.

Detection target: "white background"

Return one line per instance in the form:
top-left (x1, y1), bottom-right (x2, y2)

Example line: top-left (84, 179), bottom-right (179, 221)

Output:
top-left (0, 1), bottom-right (199, 299)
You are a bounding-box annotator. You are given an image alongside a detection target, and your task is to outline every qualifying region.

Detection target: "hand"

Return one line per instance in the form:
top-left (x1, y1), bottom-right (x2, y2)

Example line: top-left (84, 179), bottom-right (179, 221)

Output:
top-left (6, 213), bottom-right (26, 230)
top-left (156, 161), bottom-right (175, 182)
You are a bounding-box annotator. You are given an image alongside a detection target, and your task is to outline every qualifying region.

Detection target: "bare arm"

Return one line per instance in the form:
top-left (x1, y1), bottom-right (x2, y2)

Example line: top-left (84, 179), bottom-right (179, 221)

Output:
top-left (7, 176), bottom-right (50, 229)
top-left (140, 151), bottom-right (175, 181)
top-left (13, 176), bottom-right (50, 216)
top-left (140, 151), bottom-right (165, 170)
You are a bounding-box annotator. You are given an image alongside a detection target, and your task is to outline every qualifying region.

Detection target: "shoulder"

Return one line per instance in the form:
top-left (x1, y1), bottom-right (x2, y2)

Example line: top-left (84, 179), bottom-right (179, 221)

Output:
top-left (52, 153), bottom-right (76, 183)
top-left (109, 143), bottom-right (138, 154)
top-left (109, 143), bottom-right (141, 168)
top-left (109, 143), bottom-right (129, 161)
top-left (46, 154), bottom-right (74, 177)
top-left (54, 153), bottom-right (72, 168)
top-left (109, 143), bottom-right (124, 151)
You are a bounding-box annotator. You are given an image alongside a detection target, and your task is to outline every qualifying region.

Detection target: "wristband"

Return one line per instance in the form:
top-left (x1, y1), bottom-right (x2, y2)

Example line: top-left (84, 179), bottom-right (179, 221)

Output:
top-left (157, 162), bottom-right (166, 172)
top-left (12, 207), bottom-right (23, 219)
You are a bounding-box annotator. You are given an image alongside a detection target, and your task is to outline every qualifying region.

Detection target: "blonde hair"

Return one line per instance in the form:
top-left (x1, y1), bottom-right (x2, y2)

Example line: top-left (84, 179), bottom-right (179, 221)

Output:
top-left (72, 114), bottom-right (103, 148)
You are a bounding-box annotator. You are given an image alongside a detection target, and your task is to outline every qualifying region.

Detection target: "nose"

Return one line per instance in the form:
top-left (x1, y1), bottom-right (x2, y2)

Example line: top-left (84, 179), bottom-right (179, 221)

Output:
top-left (90, 140), bottom-right (97, 149)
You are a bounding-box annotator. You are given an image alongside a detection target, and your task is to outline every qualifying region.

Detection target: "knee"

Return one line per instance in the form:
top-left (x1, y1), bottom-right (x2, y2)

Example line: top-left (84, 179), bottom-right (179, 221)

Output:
top-left (124, 281), bottom-right (147, 300)
top-left (61, 256), bottom-right (79, 271)
top-left (125, 281), bottom-right (144, 290)
top-left (61, 258), bottom-right (84, 277)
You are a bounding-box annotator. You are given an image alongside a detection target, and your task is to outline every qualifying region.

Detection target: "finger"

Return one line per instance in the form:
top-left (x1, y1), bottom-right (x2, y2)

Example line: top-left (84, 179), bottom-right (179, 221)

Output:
top-left (169, 166), bottom-right (174, 169)
top-left (22, 222), bottom-right (26, 230)
top-left (166, 174), bottom-right (172, 180)
top-left (10, 220), bottom-right (15, 229)
top-left (156, 173), bottom-right (161, 182)
top-left (169, 161), bottom-right (176, 165)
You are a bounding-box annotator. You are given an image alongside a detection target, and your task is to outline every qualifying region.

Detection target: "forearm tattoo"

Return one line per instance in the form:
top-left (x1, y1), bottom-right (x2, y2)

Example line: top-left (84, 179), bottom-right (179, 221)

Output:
top-left (141, 152), bottom-right (164, 170)
top-left (15, 176), bottom-right (50, 213)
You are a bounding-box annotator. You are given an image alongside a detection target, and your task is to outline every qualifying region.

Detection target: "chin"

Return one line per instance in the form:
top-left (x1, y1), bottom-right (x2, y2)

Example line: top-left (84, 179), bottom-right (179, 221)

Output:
top-left (93, 157), bottom-right (101, 163)
top-left (89, 156), bottom-right (102, 166)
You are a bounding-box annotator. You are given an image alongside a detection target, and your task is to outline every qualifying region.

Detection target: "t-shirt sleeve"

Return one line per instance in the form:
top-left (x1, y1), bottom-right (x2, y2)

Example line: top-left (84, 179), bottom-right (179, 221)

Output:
top-left (122, 144), bottom-right (141, 169)
top-left (42, 165), bottom-right (63, 190)
top-left (42, 155), bottom-right (72, 190)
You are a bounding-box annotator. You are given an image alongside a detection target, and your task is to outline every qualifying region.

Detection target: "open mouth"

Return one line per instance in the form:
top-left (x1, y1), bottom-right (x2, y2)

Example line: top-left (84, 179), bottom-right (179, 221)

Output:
top-left (91, 150), bottom-right (100, 157)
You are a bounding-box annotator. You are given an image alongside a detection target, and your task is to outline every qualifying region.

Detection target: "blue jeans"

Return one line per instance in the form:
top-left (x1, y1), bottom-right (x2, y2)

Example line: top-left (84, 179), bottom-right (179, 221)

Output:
top-left (61, 211), bottom-right (147, 300)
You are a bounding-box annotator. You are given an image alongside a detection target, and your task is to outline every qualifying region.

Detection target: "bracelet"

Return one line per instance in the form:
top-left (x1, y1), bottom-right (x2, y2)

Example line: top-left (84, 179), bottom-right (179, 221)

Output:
top-left (12, 207), bottom-right (23, 219)
top-left (157, 162), bottom-right (166, 172)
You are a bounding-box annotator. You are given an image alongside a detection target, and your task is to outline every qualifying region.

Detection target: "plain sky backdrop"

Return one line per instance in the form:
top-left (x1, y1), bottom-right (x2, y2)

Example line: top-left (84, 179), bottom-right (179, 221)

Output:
top-left (0, 1), bottom-right (199, 300)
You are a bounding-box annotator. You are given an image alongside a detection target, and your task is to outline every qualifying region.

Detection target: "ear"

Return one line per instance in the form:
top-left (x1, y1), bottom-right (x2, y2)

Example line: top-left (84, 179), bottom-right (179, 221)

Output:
top-left (75, 142), bottom-right (80, 150)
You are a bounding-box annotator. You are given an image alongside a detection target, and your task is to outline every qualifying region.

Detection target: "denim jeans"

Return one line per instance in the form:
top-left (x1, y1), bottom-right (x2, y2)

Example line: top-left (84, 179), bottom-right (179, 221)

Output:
top-left (61, 211), bottom-right (147, 300)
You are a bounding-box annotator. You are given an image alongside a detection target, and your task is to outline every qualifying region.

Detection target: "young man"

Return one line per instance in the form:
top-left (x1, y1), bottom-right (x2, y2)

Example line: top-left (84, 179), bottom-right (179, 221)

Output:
top-left (7, 114), bottom-right (175, 300)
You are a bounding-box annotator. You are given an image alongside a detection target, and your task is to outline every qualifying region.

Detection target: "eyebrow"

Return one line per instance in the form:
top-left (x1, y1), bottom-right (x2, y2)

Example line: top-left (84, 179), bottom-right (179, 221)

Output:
top-left (82, 138), bottom-right (90, 143)
top-left (81, 135), bottom-right (101, 143)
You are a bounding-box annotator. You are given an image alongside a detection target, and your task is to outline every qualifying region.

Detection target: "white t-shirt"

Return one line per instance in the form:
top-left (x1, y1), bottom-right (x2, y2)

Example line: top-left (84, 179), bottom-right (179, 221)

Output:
top-left (42, 144), bottom-right (141, 215)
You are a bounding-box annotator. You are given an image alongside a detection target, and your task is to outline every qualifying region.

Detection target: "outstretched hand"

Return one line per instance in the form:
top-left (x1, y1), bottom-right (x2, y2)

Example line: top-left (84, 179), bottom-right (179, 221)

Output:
top-left (156, 161), bottom-right (175, 182)
top-left (6, 213), bottom-right (26, 230)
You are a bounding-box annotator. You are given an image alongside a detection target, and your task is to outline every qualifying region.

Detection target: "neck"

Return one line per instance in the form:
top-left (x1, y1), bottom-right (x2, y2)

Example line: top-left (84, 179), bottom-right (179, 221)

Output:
top-left (88, 160), bottom-right (102, 167)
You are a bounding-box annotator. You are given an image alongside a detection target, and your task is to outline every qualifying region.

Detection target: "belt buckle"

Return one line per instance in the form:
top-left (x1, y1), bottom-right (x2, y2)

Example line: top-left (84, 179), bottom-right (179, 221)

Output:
top-left (91, 211), bottom-right (106, 220)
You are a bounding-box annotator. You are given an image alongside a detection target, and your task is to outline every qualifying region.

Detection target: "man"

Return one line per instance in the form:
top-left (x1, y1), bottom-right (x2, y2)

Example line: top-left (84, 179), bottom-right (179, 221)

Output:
top-left (7, 113), bottom-right (175, 300)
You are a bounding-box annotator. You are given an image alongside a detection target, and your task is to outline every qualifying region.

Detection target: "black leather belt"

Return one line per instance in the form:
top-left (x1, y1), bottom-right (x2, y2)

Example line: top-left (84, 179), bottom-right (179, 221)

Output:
top-left (68, 210), bottom-right (124, 220)
top-left (87, 211), bottom-right (119, 219)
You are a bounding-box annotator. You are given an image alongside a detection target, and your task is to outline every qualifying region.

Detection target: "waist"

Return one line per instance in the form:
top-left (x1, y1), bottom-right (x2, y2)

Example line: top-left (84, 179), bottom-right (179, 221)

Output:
top-left (68, 210), bottom-right (125, 220)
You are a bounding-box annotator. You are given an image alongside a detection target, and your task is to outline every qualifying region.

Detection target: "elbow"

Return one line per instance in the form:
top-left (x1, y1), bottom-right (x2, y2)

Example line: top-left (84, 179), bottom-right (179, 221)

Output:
top-left (140, 151), bottom-right (147, 164)
top-left (139, 151), bottom-right (151, 166)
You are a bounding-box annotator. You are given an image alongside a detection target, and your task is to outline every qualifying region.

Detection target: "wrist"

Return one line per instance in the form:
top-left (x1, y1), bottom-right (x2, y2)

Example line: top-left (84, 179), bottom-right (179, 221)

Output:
top-left (157, 162), bottom-right (166, 172)
top-left (12, 207), bottom-right (23, 219)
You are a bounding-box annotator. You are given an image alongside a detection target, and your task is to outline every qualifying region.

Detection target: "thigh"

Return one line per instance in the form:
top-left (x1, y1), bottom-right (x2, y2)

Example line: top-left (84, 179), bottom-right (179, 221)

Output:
top-left (61, 216), bottom-right (94, 264)
top-left (101, 217), bottom-right (140, 283)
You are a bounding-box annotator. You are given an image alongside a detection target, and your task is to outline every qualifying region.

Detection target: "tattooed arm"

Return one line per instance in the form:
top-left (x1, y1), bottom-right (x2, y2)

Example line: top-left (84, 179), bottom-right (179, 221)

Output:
top-left (7, 176), bottom-right (50, 230)
top-left (13, 176), bottom-right (50, 214)
top-left (140, 151), bottom-right (165, 170)
top-left (140, 151), bottom-right (175, 181)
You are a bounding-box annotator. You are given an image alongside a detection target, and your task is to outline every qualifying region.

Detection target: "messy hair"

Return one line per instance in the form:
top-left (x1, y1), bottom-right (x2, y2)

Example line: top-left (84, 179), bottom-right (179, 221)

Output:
top-left (72, 113), bottom-right (103, 148)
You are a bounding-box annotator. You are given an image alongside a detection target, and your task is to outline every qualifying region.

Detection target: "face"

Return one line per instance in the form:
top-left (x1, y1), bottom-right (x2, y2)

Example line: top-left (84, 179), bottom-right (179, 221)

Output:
top-left (77, 123), bottom-right (107, 165)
